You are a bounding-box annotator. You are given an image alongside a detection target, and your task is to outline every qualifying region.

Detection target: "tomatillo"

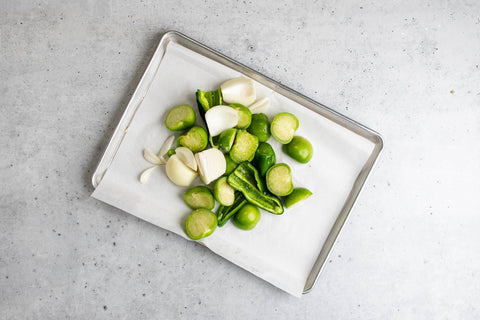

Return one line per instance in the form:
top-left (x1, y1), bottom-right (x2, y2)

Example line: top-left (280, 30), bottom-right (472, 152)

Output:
top-left (282, 136), bottom-right (313, 163)
top-left (233, 204), bottom-right (261, 230)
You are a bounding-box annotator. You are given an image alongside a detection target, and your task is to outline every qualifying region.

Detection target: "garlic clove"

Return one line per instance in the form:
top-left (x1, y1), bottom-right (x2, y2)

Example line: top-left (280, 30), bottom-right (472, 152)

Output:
top-left (143, 149), bottom-right (165, 165)
top-left (174, 147), bottom-right (197, 171)
top-left (220, 77), bottom-right (256, 106)
top-left (158, 135), bottom-right (175, 159)
top-left (205, 105), bottom-right (239, 137)
top-left (195, 148), bottom-right (226, 185)
top-left (165, 154), bottom-right (198, 187)
top-left (248, 97), bottom-right (270, 114)
top-left (139, 165), bottom-right (159, 184)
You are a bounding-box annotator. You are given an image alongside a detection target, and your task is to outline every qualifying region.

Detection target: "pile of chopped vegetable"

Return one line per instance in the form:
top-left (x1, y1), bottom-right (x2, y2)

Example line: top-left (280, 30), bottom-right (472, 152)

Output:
top-left (140, 77), bottom-right (313, 240)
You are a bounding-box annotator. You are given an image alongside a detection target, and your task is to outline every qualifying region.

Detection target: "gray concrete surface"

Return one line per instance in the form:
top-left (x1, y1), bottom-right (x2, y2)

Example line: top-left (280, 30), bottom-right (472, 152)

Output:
top-left (1, 1), bottom-right (480, 319)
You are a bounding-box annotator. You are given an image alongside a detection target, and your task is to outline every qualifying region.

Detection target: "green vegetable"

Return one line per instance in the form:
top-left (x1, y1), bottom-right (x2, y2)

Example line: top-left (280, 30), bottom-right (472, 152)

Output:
top-left (165, 104), bottom-right (196, 131)
top-left (196, 89), bottom-right (222, 124)
top-left (252, 142), bottom-right (276, 176)
top-left (213, 176), bottom-right (235, 206)
top-left (229, 130), bottom-right (259, 163)
top-left (218, 128), bottom-right (237, 152)
top-left (178, 126), bottom-right (208, 152)
top-left (233, 203), bottom-right (261, 230)
top-left (183, 186), bottom-right (215, 210)
top-left (284, 187), bottom-right (312, 208)
top-left (271, 112), bottom-right (299, 144)
top-left (209, 135), bottom-right (219, 149)
top-left (216, 192), bottom-right (247, 226)
top-left (167, 149), bottom-right (176, 157)
top-left (227, 162), bottom-right (283, 215)
top-left (247, 113), bottom-right (271, 142)
top-left (266, 163), bottom-right (294, 196)
top-left (224, 153), bottom-right (237, 175)
top-left (185, 208), bottom-right (217, 240)
top-left (282, 136), bottom-right (313, 163)
top-left (229, 103), bottom-right (252, 129)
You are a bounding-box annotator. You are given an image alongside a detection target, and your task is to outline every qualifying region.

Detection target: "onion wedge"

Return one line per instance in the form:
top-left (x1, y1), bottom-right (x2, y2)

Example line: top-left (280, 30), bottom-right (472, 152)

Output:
top-left (220, 77), bottom-right (256, 106)
top-left (205, 105), bottom-right (238, 137)
top-left (195, 148), bottom-right (226, 185)
top-left (248, 97), bottom-right (270, 114)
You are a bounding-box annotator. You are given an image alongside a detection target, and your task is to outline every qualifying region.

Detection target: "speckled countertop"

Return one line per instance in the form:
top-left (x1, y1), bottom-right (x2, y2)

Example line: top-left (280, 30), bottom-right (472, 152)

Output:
top-left (1, 1), bottom-right (480, 319)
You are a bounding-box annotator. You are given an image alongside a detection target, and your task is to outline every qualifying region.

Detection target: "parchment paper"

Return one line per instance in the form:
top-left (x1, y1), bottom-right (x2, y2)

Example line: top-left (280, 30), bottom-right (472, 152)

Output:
top-left (92, 41), bottom-right (375, 297)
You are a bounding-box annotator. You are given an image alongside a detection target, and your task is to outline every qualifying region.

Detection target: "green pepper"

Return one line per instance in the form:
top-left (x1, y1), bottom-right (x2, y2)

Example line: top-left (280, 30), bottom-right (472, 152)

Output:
top-left (196, 89), bottom-right (222, 125)
top-left (227, 162), bottom-right (283, 215)
top-left (216, 191), bottom-right (247, 226)
top-left (252, 142), bottom-right (276, 177)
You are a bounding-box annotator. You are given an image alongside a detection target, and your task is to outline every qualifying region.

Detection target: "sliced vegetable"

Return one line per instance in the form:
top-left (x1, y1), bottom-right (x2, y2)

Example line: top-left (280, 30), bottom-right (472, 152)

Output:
top-left (174, 147), bottom-right (197, 171)
top-left (213, 176), bottom-right (235, 206)
top-left (224, 153), bottom-right (237, 175)
top-left (195, 148), bottom-right (226, 185)
top-left (165, 104), bottom-right (196, 131)
top-left (165, 154), bottom-right (198, 187)
top-left (248, 97), bottom-right (270, 114)
top-left (178, 126), bottom-right (208, 152)
top-left (196, 89), bottom-right (222, 124)
top-left (185, 208), bottom-right (217, 240)
top-left (266, 163), bottom-right (293, 196)
top-left (229, 104), bottom-right (252, 129)
top-left (233, 204), bottom-right (261, 230)
top-left (205, 105), bottom-right (239, 137)
top-left (282, 136), bottom-right (313, 163)
top-left (157, 135), bottom-right (175, 161)
top-left (209, 135), bottom-right (219, 149)
top-left (271, 112), bottom-right (299, 144)
top-left (247, 113), bottom-right (271, 143)
top-left (216, 192), bottom-right (247, 227)
top-left (218, 128), bottom-right (237, 152)
top-left (227, 162), bottom-right (283, 215)
top-left (183, 186), bottom-right (215, 210)
top-left (229, 130), bottom-right (259, 163)
top-left (143, 148), bottom-right (164, 165)
top-left (139, 165), bottom-right (159, 184)
top-left (167, 149), bottom-right (176, 157)
top-left (284, 187), bottom-right (312, 208)
top-left (220, 77), bottom-right (256, 106)
top-left (252, 142), bottom-right (276, 177)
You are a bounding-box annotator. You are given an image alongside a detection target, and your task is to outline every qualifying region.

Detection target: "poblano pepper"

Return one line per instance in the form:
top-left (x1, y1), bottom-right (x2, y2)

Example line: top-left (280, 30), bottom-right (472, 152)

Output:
top-left (227, 162), bottom-right (284, 215)
top-left (196, 89), bottom-right (223, 124)
top-left (216, 191), bottom-right (247, 226)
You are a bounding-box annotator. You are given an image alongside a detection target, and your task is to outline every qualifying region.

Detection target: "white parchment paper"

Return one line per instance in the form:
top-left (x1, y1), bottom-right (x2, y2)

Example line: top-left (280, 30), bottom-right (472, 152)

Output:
top-left (92, 41), bottom-right (375, 297)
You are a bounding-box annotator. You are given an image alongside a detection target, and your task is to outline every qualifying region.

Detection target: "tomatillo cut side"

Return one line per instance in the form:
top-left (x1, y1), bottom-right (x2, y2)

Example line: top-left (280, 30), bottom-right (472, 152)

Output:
top-left (183, 186), bottom-right (215, 210)
top-left (185, 208), bottom-right (217, 240)
top-left (165, 104), bottom-right (196, 131)
top-left (266, 163), bottom-right (294, 196)
top-left (270, 112), bottom-right (299, 144)
top-left (178, 126), bottom-right (208, 153)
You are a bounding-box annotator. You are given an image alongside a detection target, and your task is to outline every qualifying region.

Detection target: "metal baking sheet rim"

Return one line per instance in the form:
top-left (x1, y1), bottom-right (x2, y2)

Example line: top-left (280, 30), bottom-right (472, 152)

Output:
top-left (91, 30), bottom-right (384, 294)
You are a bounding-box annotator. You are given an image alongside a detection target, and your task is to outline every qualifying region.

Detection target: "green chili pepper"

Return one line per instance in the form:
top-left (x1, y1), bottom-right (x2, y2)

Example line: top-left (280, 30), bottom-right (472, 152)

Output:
top-left (216, 191), bottom-right (247, 226)
top-left (252, 142), bottom-right (276, 177)
top-left (227, 162), bottom-right (284, 215)
top-left (196, 89), bottom-right (222, 125)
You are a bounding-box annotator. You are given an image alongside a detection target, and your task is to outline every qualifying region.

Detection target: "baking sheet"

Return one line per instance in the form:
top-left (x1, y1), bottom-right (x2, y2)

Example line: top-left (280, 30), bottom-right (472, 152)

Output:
top-left (91, 31), bottom-right (383, 297)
